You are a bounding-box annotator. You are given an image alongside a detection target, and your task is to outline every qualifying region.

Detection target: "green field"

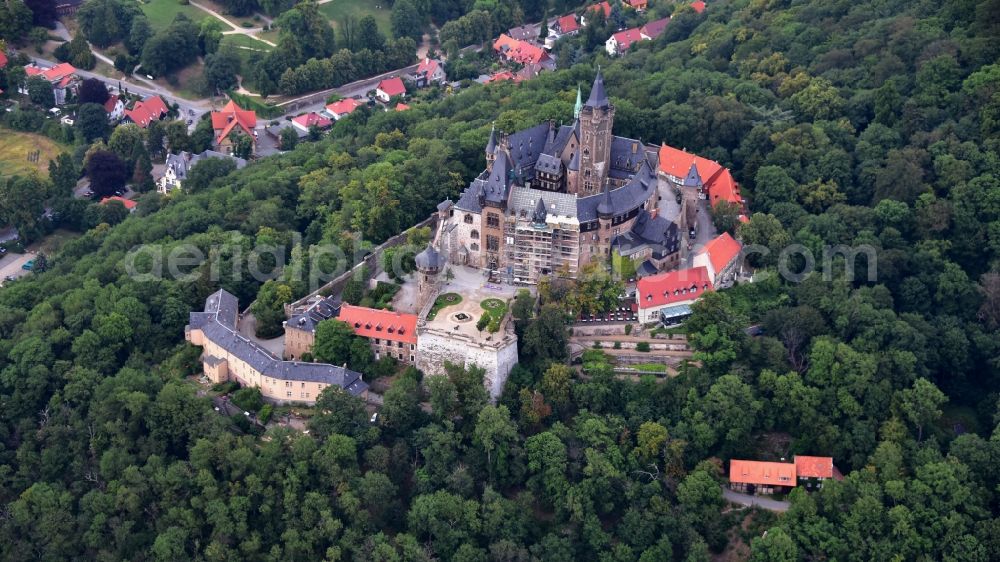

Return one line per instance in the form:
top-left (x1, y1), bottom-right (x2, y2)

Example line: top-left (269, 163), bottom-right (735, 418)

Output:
top-left (318, 0), bottom-right (392, 36)
top-left (0, 129), bottom-right (68, 178)
top-left (139, 0), bottom-right (208, 30)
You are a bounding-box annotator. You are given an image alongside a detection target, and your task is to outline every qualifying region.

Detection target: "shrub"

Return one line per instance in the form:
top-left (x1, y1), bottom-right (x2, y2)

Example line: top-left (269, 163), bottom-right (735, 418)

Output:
top-left (232, 386), bottom-right (264, 412)
top-left (592, 341), bottom-right (602, 349)
top-left (259, 404), bottom-right (274, 424)
top-left (613, 341), bottom-right (621, 349)
top-left (636, 342), bottom-right (651, 352)
top-left (624, 324), bottom-right (632, 335)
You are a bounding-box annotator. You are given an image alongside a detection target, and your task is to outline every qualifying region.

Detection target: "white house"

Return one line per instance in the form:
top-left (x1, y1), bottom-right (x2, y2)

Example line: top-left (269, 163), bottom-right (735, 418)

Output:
top-left (324, 98), bottom-right (363, 120)
top-left (635, 266), bottom-right (713, 324)
top-left (104, 94), bottom-right (125, 122)
top-left (691, 232), bottom-right (742, 287)
top-left (374, 77), bottom-right (406, 104)
top-left (413, 58), bottom-right (446, 87)
top-left (158, 150), bottom-right (247, 194)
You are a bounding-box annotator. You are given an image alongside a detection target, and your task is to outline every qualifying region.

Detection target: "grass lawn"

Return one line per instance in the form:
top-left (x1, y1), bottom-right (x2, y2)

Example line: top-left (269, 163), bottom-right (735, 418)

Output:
top-left (426, 292), bottom-right (462, 320)
top-left (221, 34), bottom-right (273, 52)
top-left (318, 0), bottom-right (392, 36)
top-left (139, 0), bottom-right (208, 30)
top-left (257, 29), bottom-right (280, 44)
top-left (0, 129), bottom-right (68, 178)
top-left (480, 298), bottom-right (508, 332)
top-left (31, 229), bottom-right (82, 256)
top-left (628, 363), bottom-right (668, 373)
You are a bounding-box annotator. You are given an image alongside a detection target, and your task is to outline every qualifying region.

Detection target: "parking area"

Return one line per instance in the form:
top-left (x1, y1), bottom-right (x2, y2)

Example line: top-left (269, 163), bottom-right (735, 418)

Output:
top-left (0, 251), bottom-right (38, 286)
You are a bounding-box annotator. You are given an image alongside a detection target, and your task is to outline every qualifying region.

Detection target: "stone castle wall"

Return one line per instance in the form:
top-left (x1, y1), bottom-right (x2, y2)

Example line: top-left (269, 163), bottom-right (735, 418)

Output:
top-left (415, 328), bottom-right (519, 401)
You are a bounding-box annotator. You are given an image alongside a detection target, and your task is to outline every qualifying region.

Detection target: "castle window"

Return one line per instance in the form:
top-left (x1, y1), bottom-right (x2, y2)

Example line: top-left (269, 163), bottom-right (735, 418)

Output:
top-left (470, 243), bottom-right (479, 251)
top-left (487, 213), bottom-right (500, 228)
top-left (464, 214), bottom-right (473, 224)
top-left (470, 229), bottom-right (479, 239)
top-left (486, 236), bottom-right (500, 252)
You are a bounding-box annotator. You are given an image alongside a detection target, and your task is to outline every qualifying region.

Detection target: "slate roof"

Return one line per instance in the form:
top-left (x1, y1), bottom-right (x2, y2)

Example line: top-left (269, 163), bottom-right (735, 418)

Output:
top-left (585, 68), bottom-right (610, 109)
top-left (615, 209), bottom-right (680, 259)
top-left (286, 295), bottom-right (341, 334)
top-left (577, 156), bottom-right (657, 222)
top-left (508, 186), bottom-right (579, 221)
top-left (164, 150), bottom-right (247, 182)
top-left (189, 289), bottom-right (367, 395)
top-left (415, 244), bottom-right (444, 270)
top-left (535, 152), bottom-right (562, 175)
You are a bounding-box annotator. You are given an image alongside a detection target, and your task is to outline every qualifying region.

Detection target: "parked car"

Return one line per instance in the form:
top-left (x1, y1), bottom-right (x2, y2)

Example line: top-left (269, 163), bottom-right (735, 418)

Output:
top-left (4, 275), bottom-right (15, 281)
top-left (21, 260), bottom-right (34, 271)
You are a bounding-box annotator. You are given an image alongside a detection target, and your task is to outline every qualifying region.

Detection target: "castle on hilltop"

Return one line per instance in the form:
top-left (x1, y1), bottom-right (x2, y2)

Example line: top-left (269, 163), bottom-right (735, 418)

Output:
top-left (437, 69), bottom-right (680, 284)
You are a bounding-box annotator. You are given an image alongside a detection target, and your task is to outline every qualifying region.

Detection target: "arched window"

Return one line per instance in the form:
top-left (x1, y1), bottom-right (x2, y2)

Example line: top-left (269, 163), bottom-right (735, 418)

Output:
top-left (464, 214), bottom-right (473, 224)
top-left (470, 229), bottom-right (479, 239)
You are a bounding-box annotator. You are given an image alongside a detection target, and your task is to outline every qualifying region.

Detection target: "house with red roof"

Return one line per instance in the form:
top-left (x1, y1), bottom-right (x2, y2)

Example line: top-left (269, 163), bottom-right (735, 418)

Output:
top-left (103, 94), bottom-right (124, 122)
top-left (729, 456), bottom-right (839, 495)
top-left (99, 196), bottom-right (137, 212)
top-left (605, 17), bottom-right (669, 55)
top-left (325, 97), bottom-right (363, 120)
top-left (493, 34), bottom-right (554, 69)
top-left (374, 77), bottom-right (406, 103)
top-left (211, 100), bottom-right (257, 155)
top-left (693, 232), bottom-right (741, 287)
top-left (585, 1), bottom-right (612, 21)
top-left (284, 299), bottom-right (420, 364)
top-left (122, 95), bottom-right (167, 128)
top-left (729, 460), bottom-right (797, 495)
top-left (0, 52), bottom-right (8, 69)
top-left (22, 62), bottom-right (78, 105)
top-left (635, 265), bottom-right (713, 324)
top-left (291, 112), bottom-right (332, 133)
top-left (395, 103), bottom-right (410, 112)
top-left (626, 0), bottom-right (648, 11)
top-left (657, 143), bottom-right (745, 215)
top-left (414, 58), bottom-right (446, 87)
top-left (483, 70), bottom-right (519, 84)
top-left (691, 0), bottom-right (706, 14)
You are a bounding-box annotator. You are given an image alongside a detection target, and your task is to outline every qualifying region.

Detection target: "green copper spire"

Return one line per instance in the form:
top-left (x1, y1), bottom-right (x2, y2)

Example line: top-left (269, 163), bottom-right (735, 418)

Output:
top-left (574, 85), bottom-right (582, 119)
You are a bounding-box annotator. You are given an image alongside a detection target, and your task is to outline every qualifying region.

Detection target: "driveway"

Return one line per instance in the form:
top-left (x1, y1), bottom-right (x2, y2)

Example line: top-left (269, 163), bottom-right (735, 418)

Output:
top-left (0, 251), bottom-right (37, 286)
top-left (722, 487), bottom-right (791, 512)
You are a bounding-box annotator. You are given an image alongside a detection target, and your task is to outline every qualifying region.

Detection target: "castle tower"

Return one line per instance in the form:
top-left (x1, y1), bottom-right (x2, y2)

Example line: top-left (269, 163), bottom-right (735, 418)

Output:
top-left (577, 68), bottom-right (615, 197)
top-left (574, 85), bottom-right (582, 119)
top-left (485, 123), bottom-right (498, 171)
top-left (415, 243), bottom-right (444, 310)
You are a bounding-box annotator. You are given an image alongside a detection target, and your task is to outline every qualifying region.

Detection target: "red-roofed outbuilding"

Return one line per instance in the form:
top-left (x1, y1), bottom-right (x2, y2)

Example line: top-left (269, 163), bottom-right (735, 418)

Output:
top-left (636, 266), bottom-right (713, 323)
top-left (375, 77), bottom-right (406, 103)
top-left (100, 196), bottom-right (137, 211)
top-left (729, 460), bottom-right (797, 494)
top-left (338, 304), bottom-right (419, 363)
top-left (325, 98), bottom-right (363, 120)
top-left (693, 232), bottom-right (741, 287)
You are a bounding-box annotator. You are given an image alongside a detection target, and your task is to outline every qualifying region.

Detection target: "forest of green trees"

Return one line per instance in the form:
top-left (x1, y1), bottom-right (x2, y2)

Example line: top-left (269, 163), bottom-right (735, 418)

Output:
top-left (0, 0), bottom-right (999, 559)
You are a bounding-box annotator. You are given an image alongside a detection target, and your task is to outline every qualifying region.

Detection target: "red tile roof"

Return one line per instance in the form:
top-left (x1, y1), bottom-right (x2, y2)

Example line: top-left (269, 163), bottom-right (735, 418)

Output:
top-left (698, 232), bottom-right (741, 278)
top-left (292, 112), bottom-right (332, 129)
top-left (493, 34), bottom-right (550, 65)
top-left (485, 71), bottom-right (519, 84)
top-left (588, 1), bottom-right (612, 18)
top-left (123, 96), bottom-right (168, 128)
top-left (395, 103), bottom-right (410, 111)
top-left (0, 52), bottom-right (7, 69)
top-left (212, 100), bottom-right (257, 144)
top-left (557, 14), bottom-right (580, 33)
top-left (627, 0), bottom-right (647, 8)
top-left (637, 266), bottom-right (713, 310)
top-left (103, 94), bottom-right (120, 113)
top-left (25, 62), bottom-right (76, 84)
top-left (729, 460), bottom-right (798, 487)
top-left (326, 98), bottom-right (363, 117)
top-left (377, 77), bottom-right (406, 98)
top-left (338, 304), bottom-right (418, 345)
top-left (100, 196), bottom-right (137, 210)
top-left (611, 27), bottom-right (645, 51)
top-left (640, 17), bottom-right (670, 39)
top-left (691, 0), bottom-right (706, 14)
top-left (658, 143), bottom-right (742, 208)
top-left (416, 57), bottom-right (439, 77)
top-left (794, 456), bottom-right (834, 479)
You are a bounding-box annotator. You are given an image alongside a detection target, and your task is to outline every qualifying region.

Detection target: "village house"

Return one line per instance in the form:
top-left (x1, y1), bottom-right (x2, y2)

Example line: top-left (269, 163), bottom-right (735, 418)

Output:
top-left (635, 265), bottom-right (713, 324)
top-left (605, 17), bottom-right (670, 56)
top-left (103, 94), bottom-right (124, 122)
top-left (158, 150), bottom-right (247, 194)
top-left (374, 77), bottom-right (406, 103)
top-left (187, 290), bottom-right (368, 405)
top-left (413, 58), bottom-right (446, 87)
top-left (729, 456), bottom-right (839, 495)
top-left (691, 0), bottom-right (707, 14)
top-left (211, 100), bottom-right (257, 155)
top-left (626, 0), bottom-right (648, 11)
top-left (692, 231), bottom-right (742, 287)
top-left (21, 62), bottom-right (78, 105)
top-left (291, 112), bottom-right (332, 133)
top-left (493, 34), bottom-right (555, 71)
top-left (546, 13), bottom-right (582, 48)
top-left (325, 98), bottom-right (364, 120)
top-left (122, 95), bottom-right (168, 128)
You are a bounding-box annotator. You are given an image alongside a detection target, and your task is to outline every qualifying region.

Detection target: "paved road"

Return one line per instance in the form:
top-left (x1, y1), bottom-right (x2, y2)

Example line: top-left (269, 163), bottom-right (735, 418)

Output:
top-left (722, 487), bottom-right (791, 512)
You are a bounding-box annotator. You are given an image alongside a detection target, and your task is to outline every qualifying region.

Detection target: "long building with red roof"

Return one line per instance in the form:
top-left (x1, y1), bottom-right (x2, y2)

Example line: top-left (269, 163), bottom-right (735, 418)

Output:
top-left (493, 34), bottom-right (553, 67)
top-left (729, 455), bottom-right (840, 494)
top-left (123, 95), bottom-right (168, 128)
top-left (635, 265), bottom-right (713, 323)
top-left (22, 62), bottom-right (78, 105)
top-left (693, 231), bottom-right (742, 287)
top-left (658, 143), bottom-right (746, 219)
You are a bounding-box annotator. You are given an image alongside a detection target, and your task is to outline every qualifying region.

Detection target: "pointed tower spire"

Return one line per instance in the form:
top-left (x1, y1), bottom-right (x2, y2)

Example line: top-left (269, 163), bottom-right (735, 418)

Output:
top-left (574, 85), bottom-right (583, 119)
top-left (533, 198), bottom-right (548, 225)
top-left (585, 66), bottom-right (610, 109)
top-left (485, 122), bottom-right (498, 154)
top-left (597, 181), bottom-right (614, 218)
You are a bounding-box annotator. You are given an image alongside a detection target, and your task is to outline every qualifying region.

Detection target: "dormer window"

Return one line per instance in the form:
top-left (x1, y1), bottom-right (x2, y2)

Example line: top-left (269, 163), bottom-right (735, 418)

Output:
top-left (375, 324), bottom-right (383, 331)
top-left (365, 323), bottom-right (371, 329)
top-left (354, 322), bottom-right (361, 328)
top-left (387, 327), bottom-right (395, 333)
